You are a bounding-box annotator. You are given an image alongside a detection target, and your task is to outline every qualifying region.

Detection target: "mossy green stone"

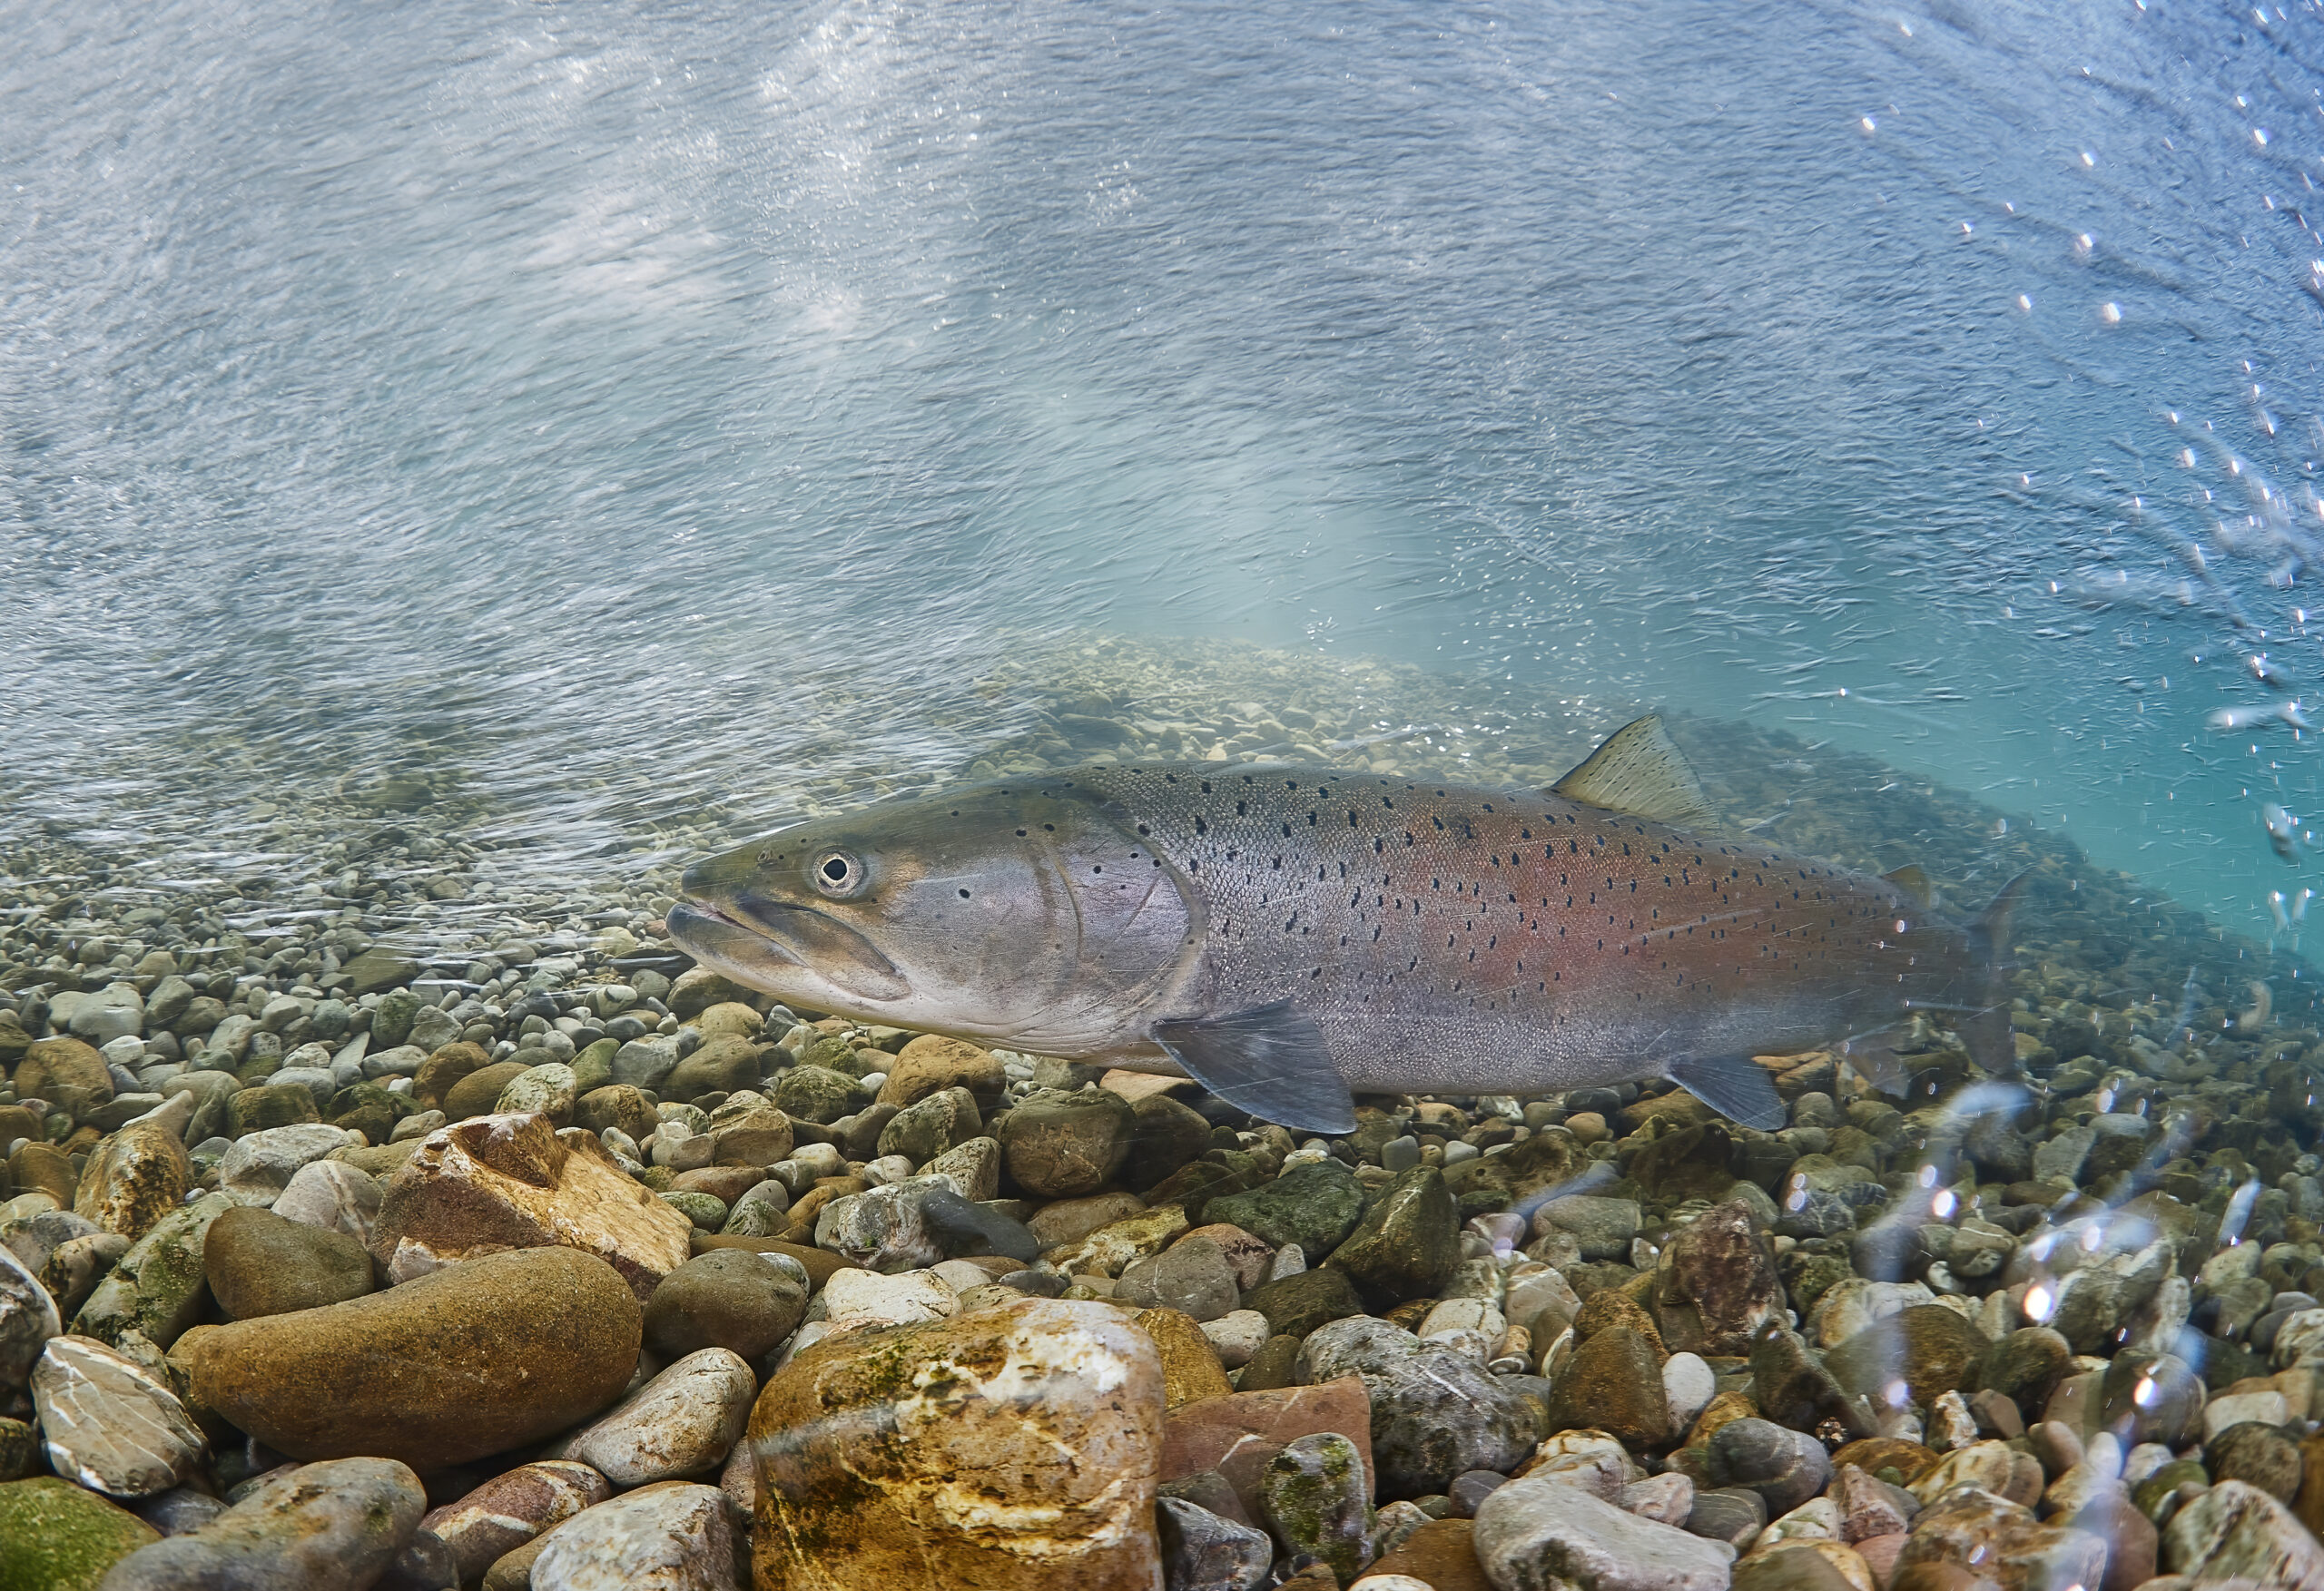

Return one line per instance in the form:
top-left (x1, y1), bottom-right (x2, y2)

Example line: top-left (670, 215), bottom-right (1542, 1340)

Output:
top-left (774, 1064), bottom-right (860, 1125)
top-left (1241, 1266), bottom-right (1364, 1339)
top-left (327, 1081), bottom-right (409, 1124)
top-left (660, 1191), bottom-right (729, 1231)
top-left (1205, 1163), bottom-right (1365, 1258)
top-left (1326, 1165), bottom-right (1459, 1307)
top-left (569, 1039), bottom-right (618, 1097)
top-left (73, 1192), bottom-right (236, 1349)
top-left (0, 1419), bottom-right (33, 1483)
top-left (1259, 1432), bottom-right (1373, 1585)
top-left (798, 1035), bottom-right (873, 1076)
top-left (227, 1084), bottom-right (320, 1135)
top-left (2132, 1458), bottom-right (2209, 1522)
top-left (0, 1477), bottom-right (160, 1591)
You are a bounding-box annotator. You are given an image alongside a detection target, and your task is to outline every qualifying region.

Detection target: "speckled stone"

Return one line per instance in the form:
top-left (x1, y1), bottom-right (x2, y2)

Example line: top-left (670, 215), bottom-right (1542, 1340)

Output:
top-left (181, 1245), bottom-right (642, 1470)
top-left (421, 1460), bottom-right (614, 1586)
top-left (1136, 1305), bottom-right (1236, 1409)
top-left (71, 1125), bottom-right (190, 1245)
top-left (567, 1348), bottom-right (756, 1487)
top-left (530, 1480), bottom-right (741, 1591)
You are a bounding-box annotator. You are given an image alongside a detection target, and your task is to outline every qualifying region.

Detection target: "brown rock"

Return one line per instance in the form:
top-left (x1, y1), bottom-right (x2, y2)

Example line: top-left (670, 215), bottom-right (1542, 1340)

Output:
top-left (1686, 1390), bottom-right (1760, 1449)
top-left (576, 1085), bottom-right (660, 1144)
top-left (670, 1165), bottom-right (769, 1204)
top-left (0, 1104), bottom-right (40, 1150)
top-left (1829, 1437), bottom-right (1940, 1485)
top-left (874, 1036), bottom-right (1008, 1115)
top-left (1366, 1517), bottom-right (1492, 1591)
top-left (15, 1036), bottom-right (114, 1120)
top-left (442, 1061), bottom-right (531, 1122)
top-left (750, 1298), bottom-right (1163, 1591)
top-left (1894, 1487), bottom-right (2103, 1591)
top-left (71, 1124), bottom-right (189, 1243)
top-left (1652, 1198), bottom-right (1783, 1356)
top-left (412, 1043), bottom-right (495, 1110)
top-left (180, 1245), bottom-right (641, 1470)
top-left (710, 1107), bottom-right (794, 1168)
top-left (1026, 1192), bottom-right (1149, 1250)
top-left (1162, 1376), bottom-right (1374, 1522)
top-left (421, 1458), bottom-right (613, 1586)
top-left (1237, 1335), bottom-right (1303, 1393)
top-left (662, 1036), bottom-right (766, 1102)
top-left (9, 1141), bottom-right (79, 1206)
top-left (998, 1087), bottom-right (1133, 1198)
top-left (367, 1113), bottom-right (692, 1299)
top-left (1572, 1289), bottom-right (1668, 1356)
top-left (1137, 1305), bottom-right (1234, 1408)
top-left (203, 1205), bottom-right (375, 1320)
top-left (669, 967), bottom-right (763, 1021)
top-left (1544, 1326), bottom-right (1673, 1449)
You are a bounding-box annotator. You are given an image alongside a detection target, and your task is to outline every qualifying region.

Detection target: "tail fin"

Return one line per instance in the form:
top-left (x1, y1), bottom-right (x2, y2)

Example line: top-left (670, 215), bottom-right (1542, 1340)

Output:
top-left (1955, 869), bottom-right (2034, 1075)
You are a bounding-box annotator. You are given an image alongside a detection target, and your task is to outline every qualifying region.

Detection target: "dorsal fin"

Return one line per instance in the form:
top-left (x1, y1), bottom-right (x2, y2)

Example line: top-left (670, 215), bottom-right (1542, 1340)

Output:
top-left (1881, 865), bottom-right (1935, 911)
top-left (1549, 714), bottom-right (1713, 829)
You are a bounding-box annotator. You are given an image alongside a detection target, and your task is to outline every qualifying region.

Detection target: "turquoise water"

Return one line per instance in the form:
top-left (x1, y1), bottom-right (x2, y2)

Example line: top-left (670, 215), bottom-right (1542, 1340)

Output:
top-left (5, 0), bottom-right (2323, 946)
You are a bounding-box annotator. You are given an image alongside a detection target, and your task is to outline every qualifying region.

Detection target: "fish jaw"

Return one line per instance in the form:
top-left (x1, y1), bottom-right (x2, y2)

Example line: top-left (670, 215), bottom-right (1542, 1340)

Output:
top-left (667, 777), bottom-right (1207, 1056)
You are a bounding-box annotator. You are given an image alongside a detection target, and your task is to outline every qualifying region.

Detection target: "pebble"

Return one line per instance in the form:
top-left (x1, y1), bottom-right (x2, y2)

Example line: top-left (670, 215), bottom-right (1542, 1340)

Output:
top-left (202, 1204), bottom-right (375, 1320)
top-left (1259, 1431), bottom-right (1374, 1582)
top-left (30, 1334), bottom-right (205, 1498)
top-left (566, 1347), bottom-right (756, 1487)
top-left (368, 1111), bottom-right (693, 1297)
top-left (1156, 1495), bottom-right (1273, 1591)
top-left (643, 1250), bottom-right (809, 1361)
top-left (0, 1243), bottom-right (62, 1388)
top-left (180, 1244), bottom-right (641, 1470)
top-left (422, 1459), bottom-right (614, 1586)
top-left (1709, 1419), bottom-right (1833, 1517)
top-left (530, 1481), bottom-right (740, 1591)
top-left (1118, 1233), bottom-right (1242, 1321)
top-left (71, 1123), bottom-right (190, 1243)
top-left (265, 1157), bottom-right (382, 1247)
top-left (751, 1298), bottom-right (1163, 1591)
top-left (1472, 1473), bottom-right (1737, 1591)
top-left (68, 1193), bottom-right (234, 1349)
top-left (215, 1124), bottom-right (354, 1200)
top-left (998, 1087), bottom-right (1135, 1196)
top-left (99, 1457), bottom-right (428, 1591)
top-left (1200, 1308), bottom-right (1271, 1368)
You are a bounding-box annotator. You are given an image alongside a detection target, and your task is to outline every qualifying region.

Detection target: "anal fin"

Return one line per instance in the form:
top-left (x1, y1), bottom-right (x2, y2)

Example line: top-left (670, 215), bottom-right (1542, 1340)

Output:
top-left (1150, 1002), bottom-right (1356, 1134)
top-left (1668, 1054), bottom-right (1786, 1131)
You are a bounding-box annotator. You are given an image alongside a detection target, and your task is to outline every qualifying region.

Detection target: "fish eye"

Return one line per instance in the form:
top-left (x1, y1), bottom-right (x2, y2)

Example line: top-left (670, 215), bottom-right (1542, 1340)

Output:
top-left (810, 850), bottom-right (869, 899)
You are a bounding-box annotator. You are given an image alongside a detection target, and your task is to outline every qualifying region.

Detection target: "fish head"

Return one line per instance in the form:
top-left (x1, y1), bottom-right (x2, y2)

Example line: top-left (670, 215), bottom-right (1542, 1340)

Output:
top-left (667, 779), bottom-right (1199, 1055)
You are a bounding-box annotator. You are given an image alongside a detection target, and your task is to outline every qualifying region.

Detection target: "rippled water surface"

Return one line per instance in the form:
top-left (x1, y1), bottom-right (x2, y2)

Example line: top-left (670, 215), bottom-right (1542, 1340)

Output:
top-left (5, 0), bottom-right (2324, 949)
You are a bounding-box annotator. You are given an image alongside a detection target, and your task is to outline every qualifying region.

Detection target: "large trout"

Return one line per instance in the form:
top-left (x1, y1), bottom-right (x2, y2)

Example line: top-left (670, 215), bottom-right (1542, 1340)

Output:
top-left (666, 717), bottom-right (2020, 1133)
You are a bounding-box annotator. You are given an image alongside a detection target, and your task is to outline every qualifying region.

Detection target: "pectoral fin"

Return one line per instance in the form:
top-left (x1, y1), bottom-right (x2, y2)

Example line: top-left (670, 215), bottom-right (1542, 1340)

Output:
top-left (1149, 1002), bottom-right (1356, 1134)
top-left (1667, 1054), bottom-right (1786, 1131)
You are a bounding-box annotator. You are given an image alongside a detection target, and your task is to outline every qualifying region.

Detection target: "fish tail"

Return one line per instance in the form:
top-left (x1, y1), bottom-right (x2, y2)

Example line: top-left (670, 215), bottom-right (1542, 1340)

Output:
top-left (1955, 869), bottom-right (2034, 1075)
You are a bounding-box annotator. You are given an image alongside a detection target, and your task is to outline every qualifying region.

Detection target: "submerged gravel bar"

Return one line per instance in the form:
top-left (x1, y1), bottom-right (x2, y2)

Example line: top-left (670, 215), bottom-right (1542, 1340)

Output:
top-left (4, 642), bottom-right (2324, 1591)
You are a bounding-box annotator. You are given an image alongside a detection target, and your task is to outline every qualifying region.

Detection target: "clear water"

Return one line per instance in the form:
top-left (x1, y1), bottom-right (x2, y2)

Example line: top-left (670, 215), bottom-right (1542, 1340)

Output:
top-left (5, 0), bottom-right (2324, 951)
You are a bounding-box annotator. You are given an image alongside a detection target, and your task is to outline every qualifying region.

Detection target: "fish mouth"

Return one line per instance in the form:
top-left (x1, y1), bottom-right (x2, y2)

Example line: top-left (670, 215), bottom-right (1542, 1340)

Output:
top-left (665, 896), bottom-right (910, 1003)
